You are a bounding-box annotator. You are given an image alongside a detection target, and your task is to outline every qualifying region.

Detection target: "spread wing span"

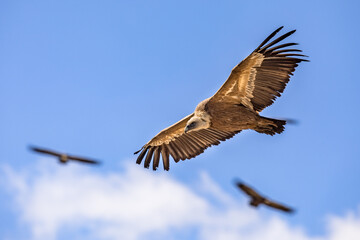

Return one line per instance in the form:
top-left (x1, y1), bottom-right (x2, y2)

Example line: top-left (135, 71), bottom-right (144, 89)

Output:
top-left (236, 180), bottom-right (295, 213)
top-left (135, 26), bottom-right (307, 171)
top-left (211, 26), bottom-right (308, 112)
top-left (30, 146), bottom-right (100, 164)
top-left (135, 114), bottom-right (239, 171)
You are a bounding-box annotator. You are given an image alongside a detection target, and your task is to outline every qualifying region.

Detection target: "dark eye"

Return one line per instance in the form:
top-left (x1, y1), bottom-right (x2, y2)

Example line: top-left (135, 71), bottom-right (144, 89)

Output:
top-left (189, 122), bottom-right (196, 128)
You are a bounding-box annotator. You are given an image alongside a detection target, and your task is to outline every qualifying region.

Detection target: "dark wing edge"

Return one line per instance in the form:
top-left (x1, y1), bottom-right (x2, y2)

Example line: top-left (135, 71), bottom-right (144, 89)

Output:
top-left (68, 155), bottom-right (101, 164)
top-left (135, 128), bottom-right (240, 171)
top-left (236, 181), bottom-right (263, 199)
top-left (250, 26), bottom-right (308, 112)
top-left (29, 146), bottom-right (62, 157)
top-left (263, 199), bottom-right (295, 213)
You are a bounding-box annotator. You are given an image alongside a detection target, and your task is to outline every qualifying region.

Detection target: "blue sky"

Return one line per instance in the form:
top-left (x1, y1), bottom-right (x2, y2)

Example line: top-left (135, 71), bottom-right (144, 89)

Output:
top-left (1, 0), bottom-right (360, 239)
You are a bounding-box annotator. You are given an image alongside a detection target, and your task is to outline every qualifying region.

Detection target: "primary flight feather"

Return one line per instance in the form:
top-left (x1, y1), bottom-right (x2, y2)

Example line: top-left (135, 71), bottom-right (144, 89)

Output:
top-left (135, 26), bottom-right (307, 171)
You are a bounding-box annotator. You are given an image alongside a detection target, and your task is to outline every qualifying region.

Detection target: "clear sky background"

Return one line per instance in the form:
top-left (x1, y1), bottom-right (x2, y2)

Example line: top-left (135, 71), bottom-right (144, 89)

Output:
top-left (1, 0), bottom-right (360, 239)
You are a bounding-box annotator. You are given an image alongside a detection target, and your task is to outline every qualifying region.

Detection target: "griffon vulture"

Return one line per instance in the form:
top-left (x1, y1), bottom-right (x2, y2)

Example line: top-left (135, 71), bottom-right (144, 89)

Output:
top-left (30, 146), bottom-right (100, 165)
top-left (235, 180), bottom-right (294, 213)
top-left (135, 26), bottom-right (307, 170)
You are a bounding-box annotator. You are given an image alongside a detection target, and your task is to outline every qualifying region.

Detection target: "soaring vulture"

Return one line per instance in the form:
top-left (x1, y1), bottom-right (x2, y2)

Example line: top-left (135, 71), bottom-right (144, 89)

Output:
top-left (30, 146), bottom-right (100, 165)
top-left (235, 180), bottom-right (294, 213)
top-left (135, 26), bottom-right (307, 171)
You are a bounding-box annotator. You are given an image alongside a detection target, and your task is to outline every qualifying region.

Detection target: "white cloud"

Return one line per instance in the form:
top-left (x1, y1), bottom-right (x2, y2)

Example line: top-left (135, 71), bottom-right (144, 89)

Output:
top-left (2, 159), bottom-right (360, 240)
top-left (3, 160), bottom-right (208, 240)
top-left (327, 208), bottom-right (360, 240)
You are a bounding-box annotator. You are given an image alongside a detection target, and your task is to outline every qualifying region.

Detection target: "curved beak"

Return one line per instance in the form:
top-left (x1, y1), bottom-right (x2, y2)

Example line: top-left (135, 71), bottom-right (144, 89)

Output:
top-left (184, 126), bottom-right (190, 133)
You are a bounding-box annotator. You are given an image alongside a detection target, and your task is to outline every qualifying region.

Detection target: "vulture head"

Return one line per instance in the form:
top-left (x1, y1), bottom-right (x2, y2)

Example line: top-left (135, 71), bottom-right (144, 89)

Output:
top-left (185, 115), bottom-right (210, 133)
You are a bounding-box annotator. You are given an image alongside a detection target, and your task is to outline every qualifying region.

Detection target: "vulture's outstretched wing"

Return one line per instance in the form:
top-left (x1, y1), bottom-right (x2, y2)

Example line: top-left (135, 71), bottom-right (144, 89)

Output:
top-left (68, 155), bottom-right (100, 164)
top-left (135, 114), bottom-right (239, 171)
top-left (263, 199), bottom-right (294, 213)
top-left (210, 26), bottom-right (308, 112)
top-left (30, 146), bottom-right (62, 157)
top-left (236, 182), bottom-right (263, 199)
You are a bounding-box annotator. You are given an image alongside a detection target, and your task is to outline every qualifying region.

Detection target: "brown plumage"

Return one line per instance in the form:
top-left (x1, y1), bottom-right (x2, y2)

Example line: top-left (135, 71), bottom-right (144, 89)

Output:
top-left (235, 180), bottom-right (294, 213)
top-left (135, 26), bottom-right (308, 170)
top-left (30, 146), bottom-right (100, 165)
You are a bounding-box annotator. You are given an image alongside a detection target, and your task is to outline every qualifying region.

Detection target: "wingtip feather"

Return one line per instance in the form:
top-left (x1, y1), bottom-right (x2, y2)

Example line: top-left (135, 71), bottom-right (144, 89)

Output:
top-left (254, 26), bottom-right (284, 52)
top-left (136, 147), bottom-right (148, 165)
top-left (134, 148), bottom-right (143, 155)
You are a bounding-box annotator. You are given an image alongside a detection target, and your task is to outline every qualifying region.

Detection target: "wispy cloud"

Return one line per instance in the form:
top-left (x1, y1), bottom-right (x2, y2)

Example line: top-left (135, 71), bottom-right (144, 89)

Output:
top-left (2, 160), bottom-right (360, 240)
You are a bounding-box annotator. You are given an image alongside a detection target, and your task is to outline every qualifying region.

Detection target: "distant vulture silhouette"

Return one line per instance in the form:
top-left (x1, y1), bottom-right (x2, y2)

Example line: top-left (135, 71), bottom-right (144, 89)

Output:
top-left (135, 26), bottom-right (307, 170)
top-left (30, 146), bottom-right (100, 165)
top-left (235, 180), bottom-right (294, 213)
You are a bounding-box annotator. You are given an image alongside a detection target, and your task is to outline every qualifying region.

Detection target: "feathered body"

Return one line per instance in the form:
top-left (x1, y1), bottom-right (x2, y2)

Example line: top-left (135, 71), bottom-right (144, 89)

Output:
top-left (196, 99), bottom-right (284, 134)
